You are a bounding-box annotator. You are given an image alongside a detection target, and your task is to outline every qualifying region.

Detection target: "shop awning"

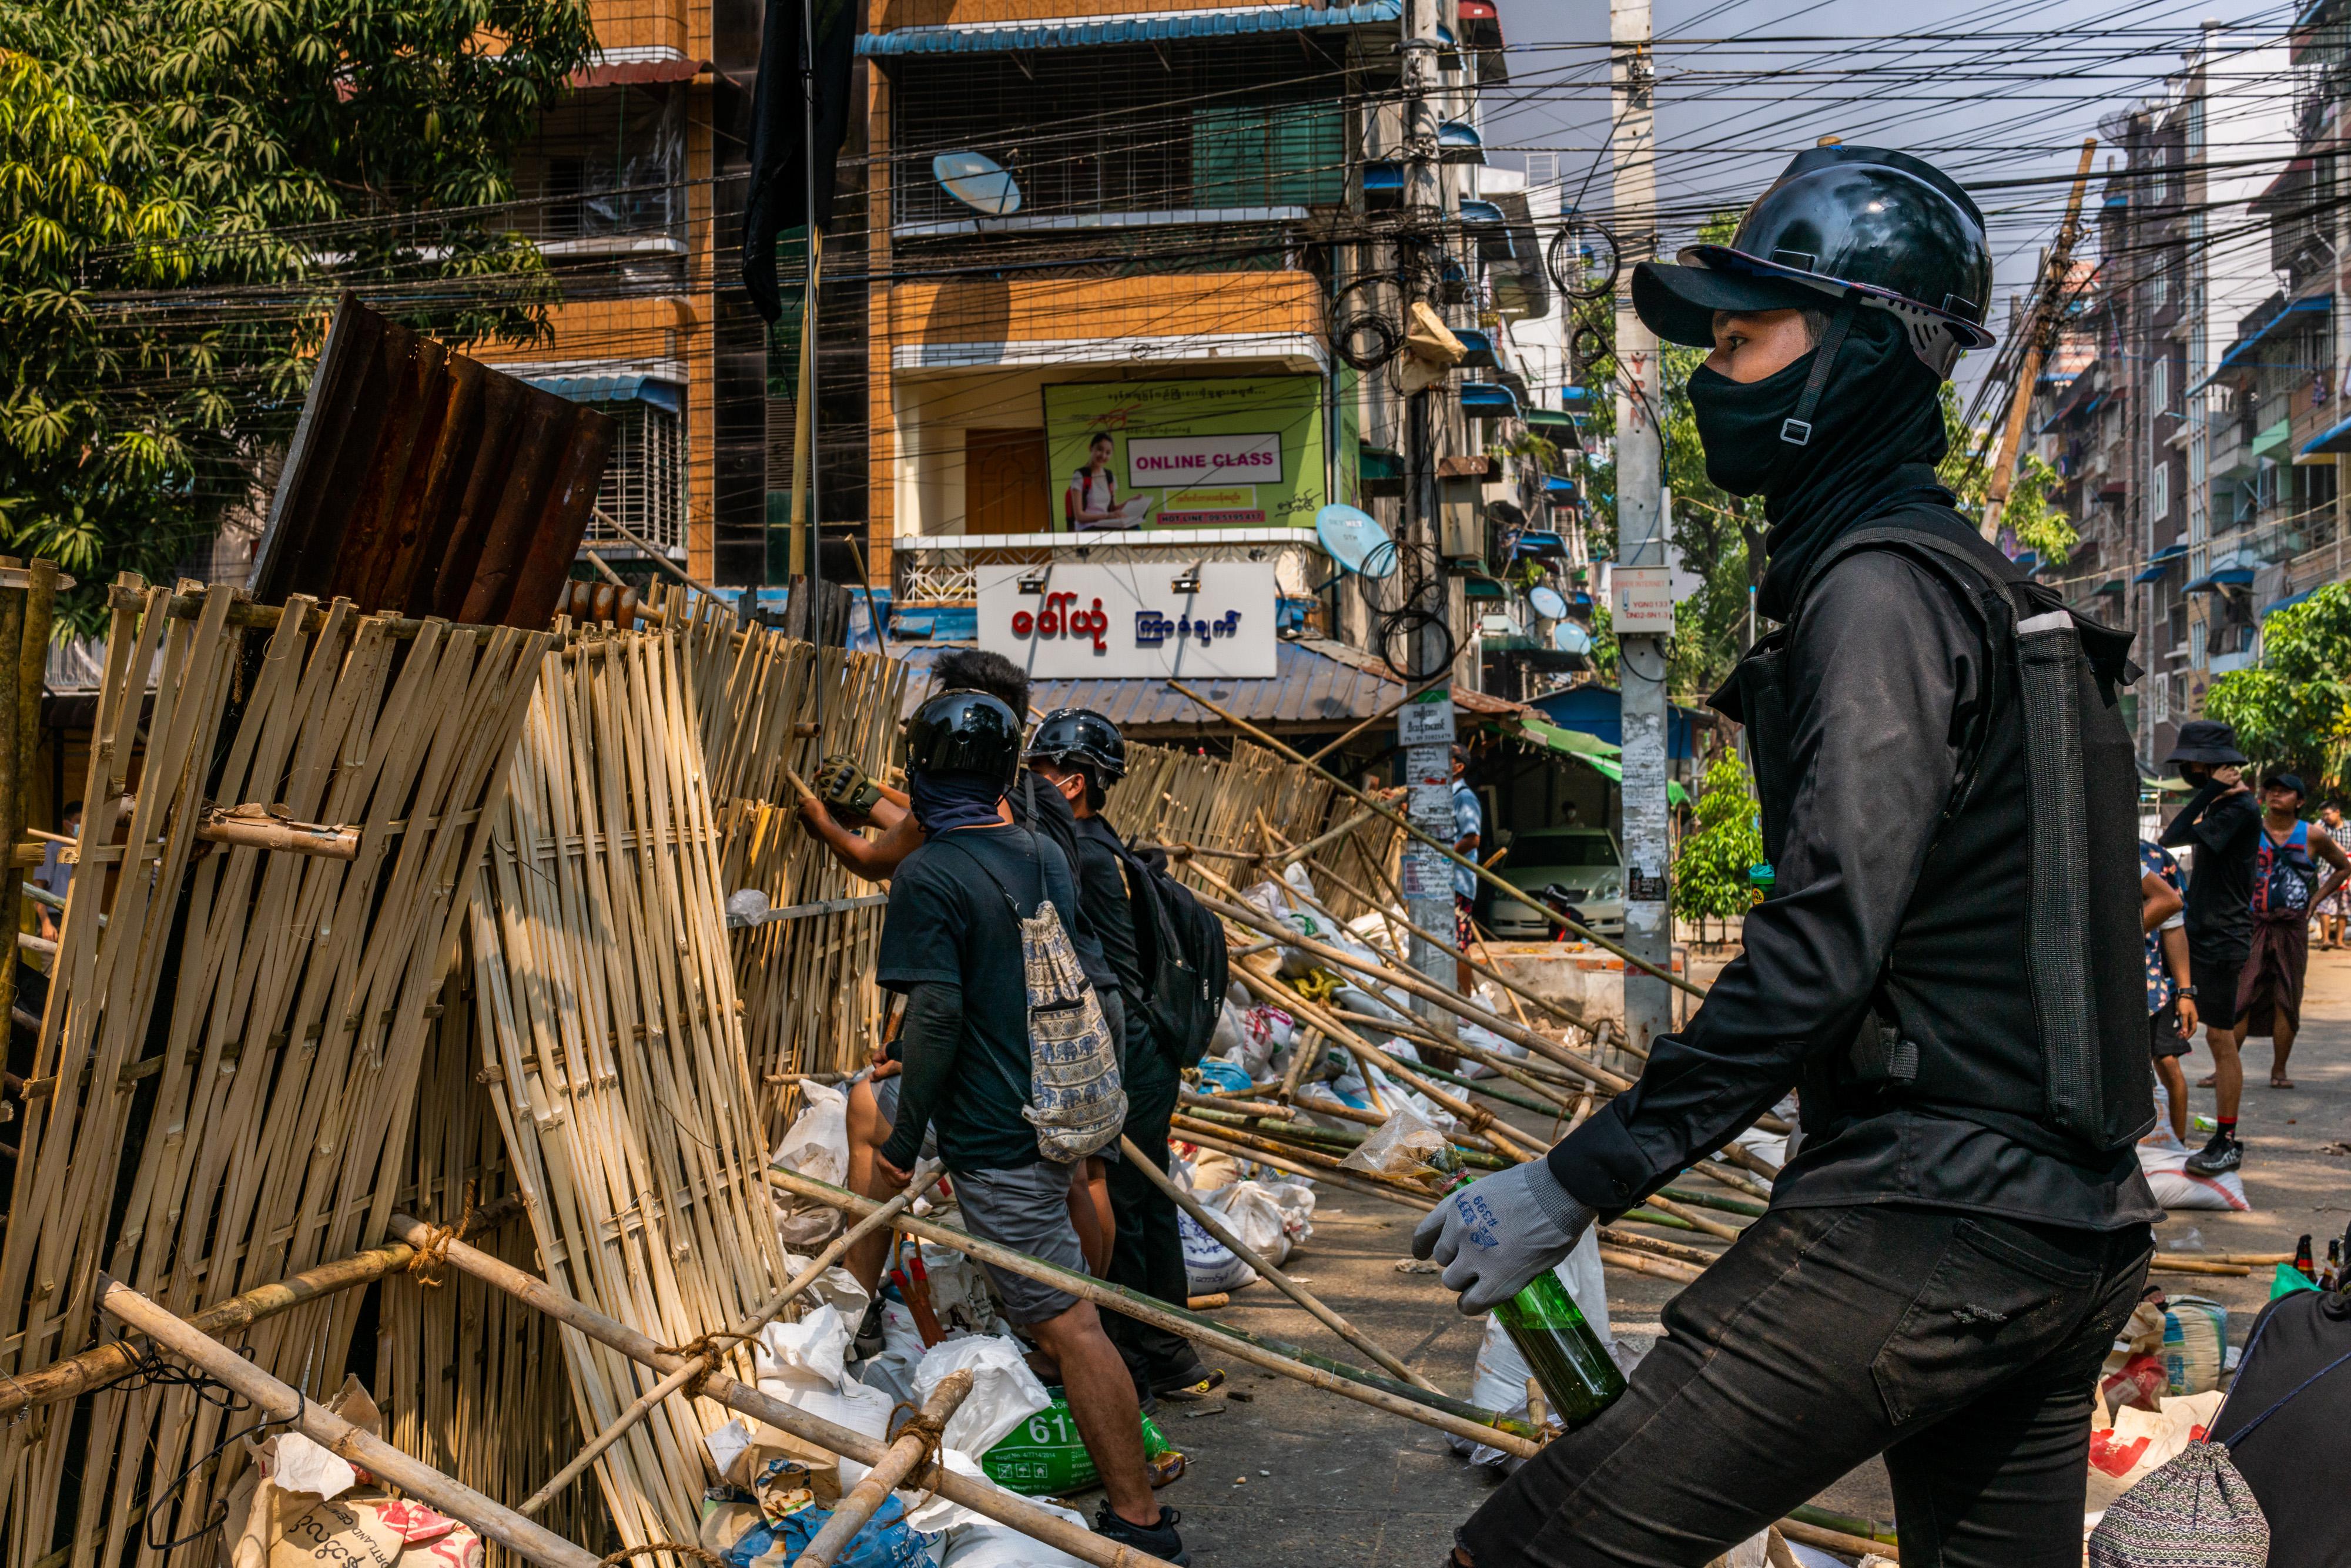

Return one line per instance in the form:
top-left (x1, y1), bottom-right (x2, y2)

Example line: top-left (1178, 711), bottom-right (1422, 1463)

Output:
top-left (1514, 713), bottom-right (1620, 759)
top-left (1460, 382), bottom-right (1521, 419)
top-left (2132, 543), bottom-right (2187, 583)
top-left (523, 371), bottom-right (682, 411)
top-left (2262, 587), bottom-right (2315, 617)
top-left (859, 0), bottom-right (1401, 54)
top-left (2184, 565), bottom-right (2256, 592)
top-left (1524, 408), bottom-right (1578, 439)
top-left (2302, 409), bottom-right (2351, 456)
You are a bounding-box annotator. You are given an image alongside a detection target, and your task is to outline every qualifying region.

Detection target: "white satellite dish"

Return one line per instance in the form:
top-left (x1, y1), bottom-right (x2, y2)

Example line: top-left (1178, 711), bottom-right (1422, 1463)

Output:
top-left (1528, 585), bottom-right (1569, 621)
top-left (934, 152), bottom-right (1022, 216)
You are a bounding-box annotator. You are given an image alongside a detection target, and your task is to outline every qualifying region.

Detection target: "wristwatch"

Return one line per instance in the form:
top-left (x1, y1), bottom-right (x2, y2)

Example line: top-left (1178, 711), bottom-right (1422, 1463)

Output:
top-left (2176, 985), bottom-right (2198, 999)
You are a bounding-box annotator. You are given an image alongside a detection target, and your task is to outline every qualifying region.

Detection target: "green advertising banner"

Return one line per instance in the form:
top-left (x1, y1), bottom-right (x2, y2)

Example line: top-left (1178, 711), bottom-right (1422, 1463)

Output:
top-left (1043, 376), bottom-right (1344, 533)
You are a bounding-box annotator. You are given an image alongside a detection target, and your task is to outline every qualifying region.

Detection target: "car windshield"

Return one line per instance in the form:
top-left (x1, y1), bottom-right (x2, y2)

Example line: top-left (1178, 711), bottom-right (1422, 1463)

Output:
top-left (1509, 833), bottom-right (1619, 869)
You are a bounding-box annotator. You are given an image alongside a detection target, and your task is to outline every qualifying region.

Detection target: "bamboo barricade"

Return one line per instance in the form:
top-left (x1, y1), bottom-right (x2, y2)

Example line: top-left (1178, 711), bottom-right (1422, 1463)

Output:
top-left (668, 589), bottom-right (906, 1131)
top-left (383, 1215), bottom-right (1176, 1568)
top-left (1118, 1135), bottom-right (1440, 1392)
top-left (795, 1372), bottom-right (974, 1568)
top-left (519, 1161), bottom-right (945, 1519)
top-left (98, 1277), bottom-right (603, 1568)
top-left (467, 621), bottom-right (789, 1550)
top-left (0, 579), bottom-right (551, 1564)
top-left (766, 1167), bottom-right (1546, 1455)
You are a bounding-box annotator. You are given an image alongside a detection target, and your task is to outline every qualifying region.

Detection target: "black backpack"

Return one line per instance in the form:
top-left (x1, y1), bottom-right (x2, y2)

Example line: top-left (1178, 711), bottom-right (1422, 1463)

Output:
top-left (1114, 843), bottom-right (1228, 1068)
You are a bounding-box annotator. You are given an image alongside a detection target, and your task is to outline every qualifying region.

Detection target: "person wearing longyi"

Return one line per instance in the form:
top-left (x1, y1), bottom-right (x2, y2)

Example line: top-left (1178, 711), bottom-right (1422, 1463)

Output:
top-left (1415, 146), bottom-right (2157, 1568)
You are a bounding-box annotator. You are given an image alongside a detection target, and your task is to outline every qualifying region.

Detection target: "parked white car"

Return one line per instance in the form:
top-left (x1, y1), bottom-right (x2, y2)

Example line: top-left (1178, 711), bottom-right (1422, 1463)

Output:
top-left (1486, 827), bottom-right (1625, 939)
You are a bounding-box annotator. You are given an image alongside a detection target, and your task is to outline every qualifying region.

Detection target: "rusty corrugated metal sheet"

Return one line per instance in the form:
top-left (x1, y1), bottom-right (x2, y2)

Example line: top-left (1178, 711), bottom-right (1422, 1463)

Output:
top-left (251, 292), bottom-right (617, 629)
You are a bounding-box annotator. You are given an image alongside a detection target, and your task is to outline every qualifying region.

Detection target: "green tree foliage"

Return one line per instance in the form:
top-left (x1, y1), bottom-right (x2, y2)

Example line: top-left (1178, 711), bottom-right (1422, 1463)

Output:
top-left (1673, 748), bottom-right (1763, 927)
top-left (2206, 581), bottom-right (2351, 795)
top-left (1937, 386), bottom-right (2078, 566)
top-left (0, 2), bottom-right (597, 631)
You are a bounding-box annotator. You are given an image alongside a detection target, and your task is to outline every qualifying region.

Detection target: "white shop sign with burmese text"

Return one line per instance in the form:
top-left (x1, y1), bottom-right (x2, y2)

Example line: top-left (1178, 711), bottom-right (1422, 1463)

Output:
top-left (976, 560), bottom-right (1278, 681)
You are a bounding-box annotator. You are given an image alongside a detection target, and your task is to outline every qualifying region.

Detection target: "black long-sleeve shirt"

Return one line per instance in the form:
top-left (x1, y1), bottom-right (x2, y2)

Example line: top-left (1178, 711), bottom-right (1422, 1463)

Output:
top-left (1546, 548), bottom-right (2158, 1231)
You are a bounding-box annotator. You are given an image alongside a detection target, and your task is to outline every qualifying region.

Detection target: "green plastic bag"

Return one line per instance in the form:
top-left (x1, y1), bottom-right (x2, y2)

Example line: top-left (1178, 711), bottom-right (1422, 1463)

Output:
top-left (980, 1393), bottom-right (1173, 1496)
top-left (2272, 1262), bottom-right (2320, 1299)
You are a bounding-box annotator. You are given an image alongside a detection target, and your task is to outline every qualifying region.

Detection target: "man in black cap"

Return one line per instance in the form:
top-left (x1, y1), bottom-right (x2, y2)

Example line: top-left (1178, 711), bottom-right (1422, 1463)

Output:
top-left (1416, 146), bottom-right (2156, 1568)
top-left (2235, 769), bottom-right (2349, 1092)
top-left (2159, 719), bottom-right (2264, 1174)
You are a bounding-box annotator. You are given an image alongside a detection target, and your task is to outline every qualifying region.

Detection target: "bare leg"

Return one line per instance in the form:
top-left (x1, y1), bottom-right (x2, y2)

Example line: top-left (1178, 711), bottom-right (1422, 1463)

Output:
top-left (2272, 1013), bottom-right (2297, 1088)
top-left (1026, 1301), bottom-right (1160, 1528)
top-left (2204, 1025), bottom-right (2243, 1122)
top-left (843, 1079), bottom-right (897, 1295)
top-left (2155, 1056), bottom-right (2189, 1142)
top-left (1067, 1165), bottom-right (1110, 1277)
top-left (1085, 1157), bottom-right (1115, 1270)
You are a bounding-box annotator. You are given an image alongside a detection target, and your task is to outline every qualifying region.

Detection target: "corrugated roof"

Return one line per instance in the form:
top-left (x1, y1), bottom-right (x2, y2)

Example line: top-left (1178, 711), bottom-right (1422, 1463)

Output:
top-left (859, 0), bottom-right (1401, 55)
top-left (524, 371), bottom-right (683, 412)
top-left (893, 636), bottom-right (1485, 735)
top-left (571, 58), bottom-right (704, 88)
top-left (253, 293), bottom-right (617, 629)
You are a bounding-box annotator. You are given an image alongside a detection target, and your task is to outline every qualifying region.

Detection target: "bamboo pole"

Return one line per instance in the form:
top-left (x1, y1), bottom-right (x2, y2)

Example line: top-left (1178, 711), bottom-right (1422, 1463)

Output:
top-left (0, 1197), bottom-right (524, 1418)
top-left (1177, 1125), bottom-right (1438, 1210)
top-left (1118, 1134), bottom-right (1439, 1393)
top-left (1640, 1194), bottom-right (1741, 1244)
top-left (795, 1372), bottom-right (974, 1568)
top-left (384, 1213), bottom-right (1220, 1568)
top-left (1167, 679), bottom-right (1704, 999)
top-left (1301, 672), bottom-right (1454, 766)
top-left (765, 1168), bottom-right (1545, 1454)
top-left (2148, 1257), bottom-right (2252, 1277)
top-left (1596, 1247), bottom-right (1703, 1285)
top-left (519, 1163), bottom-right (945, 1517)
top-left (1210, 891), bottom-right (1630, 1093)
top-left (1324, 1003), bottom-right (1582, 1113)
top-left (98, 1276), bottom-right (602, 1568)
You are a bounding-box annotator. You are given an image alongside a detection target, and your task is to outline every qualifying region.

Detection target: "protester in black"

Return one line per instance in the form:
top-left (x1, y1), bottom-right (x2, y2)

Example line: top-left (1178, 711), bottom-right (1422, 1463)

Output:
top-left (2159, 720), bottom-right (2263, 1176)
top-left (876, 690), bottom-right (1184, 1564)
top-left (2207, 1274), bottom-right (2351, 1568)
top-left (1028, 709), bottom-right (1218, 1402)
top-left (1415, 147), bottom-right (2157, 1568)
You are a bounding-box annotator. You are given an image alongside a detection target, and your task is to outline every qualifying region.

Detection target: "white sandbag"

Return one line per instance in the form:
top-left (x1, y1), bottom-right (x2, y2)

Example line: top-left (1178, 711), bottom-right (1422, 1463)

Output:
top-left (756, 1304), bottom-right (897, 1443)
top-left (1180, 1209), bottom-right (1257, 1294)
top-left (1453, 1232), bottom-right (1613, 1469)
top-left (913, 1335), bottom-right (1054, 1459)
top-left (1201, 1180), bottom-right (1292, 1267)
top-left (781, 1249), bottom-right (872, 1321)
top-left (773, 1081), bottom-right (853, 1246)
top-left (2086, 1390), bottom-right (2226, 1513)
top-left (2136, 1131), bottom-right (2251, 1212)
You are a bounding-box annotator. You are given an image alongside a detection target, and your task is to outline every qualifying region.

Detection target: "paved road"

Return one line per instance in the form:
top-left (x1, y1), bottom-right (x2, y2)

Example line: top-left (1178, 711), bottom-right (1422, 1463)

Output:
top-left (1076, 949), bottom-right (2351, 1564)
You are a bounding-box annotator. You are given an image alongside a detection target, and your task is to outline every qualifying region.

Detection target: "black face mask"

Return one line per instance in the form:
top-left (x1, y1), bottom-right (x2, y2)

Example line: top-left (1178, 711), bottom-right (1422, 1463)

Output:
top-left (1683, 307), bottom-right (1955, 622)
top-left (1687, 353), bottom-right (1818, 498)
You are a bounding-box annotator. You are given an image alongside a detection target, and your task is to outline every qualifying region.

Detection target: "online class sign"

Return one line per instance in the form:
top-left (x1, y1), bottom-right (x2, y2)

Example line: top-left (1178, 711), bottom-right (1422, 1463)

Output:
top-left (1043, 377), bottom-right (1344, 532)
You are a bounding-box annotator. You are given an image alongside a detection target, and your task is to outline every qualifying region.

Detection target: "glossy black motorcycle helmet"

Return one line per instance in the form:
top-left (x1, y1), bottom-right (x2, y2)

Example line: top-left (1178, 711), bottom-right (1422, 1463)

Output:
top-left (905, 688), bottom-right (1023, 787)
top-left (1024, 707), bottom-right (1128, 783)
top-left (1632, 145), bottom-right (1996, 377)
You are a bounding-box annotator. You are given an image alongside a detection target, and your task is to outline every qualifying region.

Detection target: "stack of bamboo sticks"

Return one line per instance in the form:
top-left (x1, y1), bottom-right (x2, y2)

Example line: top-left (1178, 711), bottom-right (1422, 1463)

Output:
top-left (467, 621), bottom-right (787, 1552)
top-left (0, 577), bottom-right (551, 1566)
top-left (667, 588), bottom-right (905, 1132)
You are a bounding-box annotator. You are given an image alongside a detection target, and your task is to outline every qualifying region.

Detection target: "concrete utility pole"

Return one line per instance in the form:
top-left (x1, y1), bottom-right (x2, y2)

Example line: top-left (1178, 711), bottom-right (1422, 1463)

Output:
top-left (1610, 0), bottom-right (1672, 1053)
top-left (1397, 0), bottom-right (1460, 1046)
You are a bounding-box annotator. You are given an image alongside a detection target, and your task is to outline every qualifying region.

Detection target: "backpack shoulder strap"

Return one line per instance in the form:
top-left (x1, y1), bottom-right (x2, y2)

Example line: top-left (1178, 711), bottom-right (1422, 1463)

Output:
top-left (933, 830), bottom-right (1045, 918)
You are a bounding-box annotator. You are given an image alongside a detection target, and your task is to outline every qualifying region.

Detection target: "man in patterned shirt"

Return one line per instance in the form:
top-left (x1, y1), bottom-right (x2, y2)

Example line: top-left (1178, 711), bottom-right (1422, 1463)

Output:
top-left (2141, 841), bottom-right (2195, 1143)
top-left (2315, 801), bottom-right (2349, 950)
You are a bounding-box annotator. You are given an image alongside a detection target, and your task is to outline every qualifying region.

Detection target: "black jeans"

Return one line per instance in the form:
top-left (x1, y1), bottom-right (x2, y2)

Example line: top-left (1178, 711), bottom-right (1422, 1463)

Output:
top-left (1458, 1204), bottom-right (2152, 1568)
top-left (1104, 1038), bottom-right (1197, 1387)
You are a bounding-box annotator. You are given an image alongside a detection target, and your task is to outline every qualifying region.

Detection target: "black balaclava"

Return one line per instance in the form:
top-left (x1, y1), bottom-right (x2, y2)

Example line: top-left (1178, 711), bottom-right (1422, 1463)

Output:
top-left (1684, 305), bottom-right (1952, 622)
top-left (908, 768), bottom-right (1007, 833)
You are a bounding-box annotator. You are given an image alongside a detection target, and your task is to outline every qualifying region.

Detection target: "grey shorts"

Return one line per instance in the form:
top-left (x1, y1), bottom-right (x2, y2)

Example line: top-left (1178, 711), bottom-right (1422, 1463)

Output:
top-left (952, 1161), bottom-right (1089, 1326)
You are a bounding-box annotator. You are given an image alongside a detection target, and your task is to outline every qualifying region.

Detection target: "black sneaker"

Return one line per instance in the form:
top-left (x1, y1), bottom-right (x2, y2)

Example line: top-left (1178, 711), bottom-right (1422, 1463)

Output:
top-left (2185, 1130), bottom-right (2243, 1177)
top-left (1096, 1503), bottom-right (1188, 1564)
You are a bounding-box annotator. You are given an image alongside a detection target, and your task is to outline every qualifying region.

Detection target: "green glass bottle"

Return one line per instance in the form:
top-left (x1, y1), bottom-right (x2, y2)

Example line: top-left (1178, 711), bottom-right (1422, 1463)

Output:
top-left (1494, 1267), bottom-right (1626, 1427)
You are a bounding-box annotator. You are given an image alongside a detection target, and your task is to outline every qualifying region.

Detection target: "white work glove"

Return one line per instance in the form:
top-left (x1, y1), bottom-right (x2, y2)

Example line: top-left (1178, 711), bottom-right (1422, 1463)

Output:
top-left (1412, 1158), bottom-right (1596, 1314)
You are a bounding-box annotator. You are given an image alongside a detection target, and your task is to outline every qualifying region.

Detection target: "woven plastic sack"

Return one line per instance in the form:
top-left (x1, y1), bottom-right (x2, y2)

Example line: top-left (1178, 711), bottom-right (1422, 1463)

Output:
top-left (2087, 1440), bottom-right (2268, 1567)
top-left (980, 1395), bottom-right (1173, 1496)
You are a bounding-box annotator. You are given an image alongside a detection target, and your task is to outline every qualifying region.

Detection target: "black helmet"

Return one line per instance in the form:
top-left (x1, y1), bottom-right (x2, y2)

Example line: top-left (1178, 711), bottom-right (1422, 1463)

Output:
top-left (1633, 146), bottom-right (1994, 377)
top-left (905, 689), bottom-right (1023, 787)
top-left (1026, 708), bottom-right (1128, 782)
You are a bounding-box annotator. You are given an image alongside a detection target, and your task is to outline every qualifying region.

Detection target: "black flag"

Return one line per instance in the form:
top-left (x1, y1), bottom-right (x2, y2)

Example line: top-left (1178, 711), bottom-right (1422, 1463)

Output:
top-left (742, 0), bottom-right (858, 321)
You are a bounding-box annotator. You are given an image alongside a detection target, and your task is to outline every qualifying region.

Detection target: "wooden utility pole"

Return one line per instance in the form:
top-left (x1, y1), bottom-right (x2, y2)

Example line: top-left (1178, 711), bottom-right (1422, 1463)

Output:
top-left (1980, 138), bottom-right (2099, 541)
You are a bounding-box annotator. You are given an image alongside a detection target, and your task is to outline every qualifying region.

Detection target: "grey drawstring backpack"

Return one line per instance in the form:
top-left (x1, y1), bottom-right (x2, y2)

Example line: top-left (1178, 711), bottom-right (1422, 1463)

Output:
top-left (2088, 1309), bottom-right (2351, 1567)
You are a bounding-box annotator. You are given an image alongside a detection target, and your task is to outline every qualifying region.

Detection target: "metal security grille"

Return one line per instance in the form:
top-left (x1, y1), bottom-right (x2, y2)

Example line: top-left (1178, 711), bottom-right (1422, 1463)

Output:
top-left (587, 400), bottom-right (687, 555)
top-left (890, 40), bottom-right (1361, 230)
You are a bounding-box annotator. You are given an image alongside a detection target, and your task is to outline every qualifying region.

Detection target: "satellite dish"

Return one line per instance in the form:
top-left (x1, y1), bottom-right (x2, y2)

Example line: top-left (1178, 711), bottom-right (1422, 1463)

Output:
top-left (934, 152), bottom-right (1022, 216)
top-left (1315, 504), bottom-right (1398, 578)
top-left (1528, 585), bottom-right (1569, 621)
top-left (1554, 621), bottom-right (1594, 655)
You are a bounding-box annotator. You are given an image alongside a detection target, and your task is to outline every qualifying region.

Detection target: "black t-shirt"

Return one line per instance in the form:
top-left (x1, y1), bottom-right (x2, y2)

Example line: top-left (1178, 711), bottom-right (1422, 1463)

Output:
top-left (1010, 770), bottom-right (1116, 994)
top-left (1071, 815), bottom-right (1147, 1008)
top-left (876, 824), bottom-right (1080, 1171)
top-left (2211, 1288), bottom-right (2351, 1568)
top-left (2162, 783), bottom-right (2262, 960)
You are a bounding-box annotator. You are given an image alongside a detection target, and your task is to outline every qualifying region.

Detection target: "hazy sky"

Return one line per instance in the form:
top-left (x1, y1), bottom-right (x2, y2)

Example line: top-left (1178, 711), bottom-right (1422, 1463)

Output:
top-left (1482, 0), bottom-right (2305, 397)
